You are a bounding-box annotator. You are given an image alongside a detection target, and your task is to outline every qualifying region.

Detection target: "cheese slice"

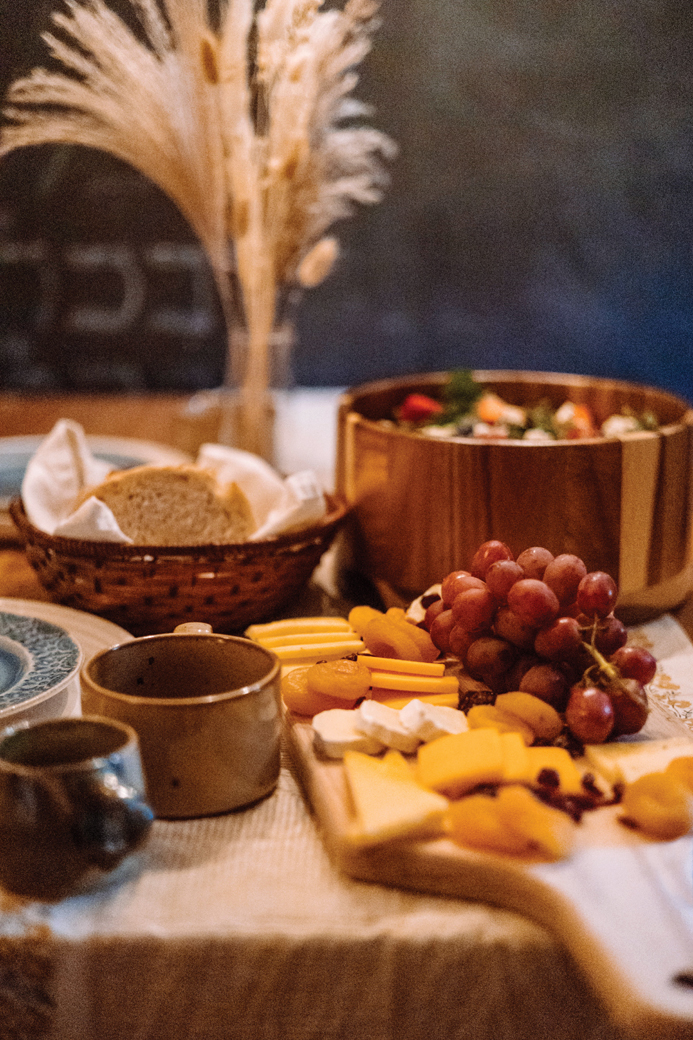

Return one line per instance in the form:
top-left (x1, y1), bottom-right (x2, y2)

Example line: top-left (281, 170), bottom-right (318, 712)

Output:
top-left (357, 700), bottom-right (421, 754)
top-left (246, 617), bottom-right (352, 639)
top-left (357, 655), bottom-right (445, 677)
top-left (381, 749), bottom-right (418, 782)
top-left (370, 690), bottom-right (460, 710)
top-left (500, 732), bottom-right (530, 783)
top-left (270, 639), bottom-right (365, 661)
top-left (524, 746), bottom-right (585, 795)
top-left (584, 737), bottom-right (693, 786)
top-left (312, 709), bottom-right (385, 758)
top-left (343, 750), bottom-right (449, 846)
top-left (259, 631), bottom-right (360, 648)
top-left (399, 699), bottom-right (469, 742)
top-left (417, 728), bottom-right (505, 797)
top-left (367, 671), bottom-right (459, 695)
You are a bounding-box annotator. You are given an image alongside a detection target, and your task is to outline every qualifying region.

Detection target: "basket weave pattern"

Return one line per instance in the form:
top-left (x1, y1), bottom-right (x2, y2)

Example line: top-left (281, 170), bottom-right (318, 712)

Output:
top-left (10, 496), bottom-right (348, 636)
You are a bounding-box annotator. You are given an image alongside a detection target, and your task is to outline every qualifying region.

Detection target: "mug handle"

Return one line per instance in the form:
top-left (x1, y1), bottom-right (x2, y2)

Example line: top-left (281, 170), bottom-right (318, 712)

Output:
top-left (70, 770), bottom-right (154, 870)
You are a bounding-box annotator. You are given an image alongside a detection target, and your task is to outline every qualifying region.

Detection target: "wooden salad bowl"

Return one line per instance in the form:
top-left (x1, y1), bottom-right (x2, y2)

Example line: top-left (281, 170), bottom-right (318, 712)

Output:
top-left (335, 371), bottom-right (693, 622)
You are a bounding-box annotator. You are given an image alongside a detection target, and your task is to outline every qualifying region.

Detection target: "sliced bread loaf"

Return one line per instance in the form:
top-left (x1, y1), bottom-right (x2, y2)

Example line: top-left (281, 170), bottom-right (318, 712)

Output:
top-left (80, 464), bottom-right (256, 545)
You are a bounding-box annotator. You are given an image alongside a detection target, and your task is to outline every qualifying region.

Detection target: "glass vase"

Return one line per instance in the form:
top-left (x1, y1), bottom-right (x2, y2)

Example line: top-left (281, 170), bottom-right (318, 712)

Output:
top-left (216, 316), bottom-right (296, 466)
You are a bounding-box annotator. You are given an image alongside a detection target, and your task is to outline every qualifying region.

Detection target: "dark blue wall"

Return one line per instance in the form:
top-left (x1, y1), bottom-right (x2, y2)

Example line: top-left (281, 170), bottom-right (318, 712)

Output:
top-left (1, 0), bottom-right (692, 402)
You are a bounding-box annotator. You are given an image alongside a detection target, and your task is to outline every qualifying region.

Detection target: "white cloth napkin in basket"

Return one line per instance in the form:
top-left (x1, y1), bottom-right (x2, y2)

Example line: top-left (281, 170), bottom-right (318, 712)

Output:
top-left (22, 419), bottom-right (327, 543)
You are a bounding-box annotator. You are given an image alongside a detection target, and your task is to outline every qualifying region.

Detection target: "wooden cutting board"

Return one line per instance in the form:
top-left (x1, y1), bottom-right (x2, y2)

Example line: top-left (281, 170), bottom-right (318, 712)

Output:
top-left (285, 694), bottom-right (693, 1040)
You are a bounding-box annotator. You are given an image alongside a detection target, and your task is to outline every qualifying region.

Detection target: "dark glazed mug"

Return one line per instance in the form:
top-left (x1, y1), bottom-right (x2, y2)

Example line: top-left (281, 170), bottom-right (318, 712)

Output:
top-left (0, 715), bottom-right (153, 900)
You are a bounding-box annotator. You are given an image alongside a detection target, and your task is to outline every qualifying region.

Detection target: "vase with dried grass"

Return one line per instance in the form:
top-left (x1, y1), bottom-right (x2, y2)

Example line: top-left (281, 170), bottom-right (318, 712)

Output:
top-left (1, 0), bottom-right (396, 466)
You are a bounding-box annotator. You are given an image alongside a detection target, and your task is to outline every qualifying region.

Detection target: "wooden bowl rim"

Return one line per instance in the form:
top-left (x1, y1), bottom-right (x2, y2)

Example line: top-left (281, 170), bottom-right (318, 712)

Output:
top-left (9, 493), bottom-right (349, 561)
top-left (338, 370), bottom-right (693, 443)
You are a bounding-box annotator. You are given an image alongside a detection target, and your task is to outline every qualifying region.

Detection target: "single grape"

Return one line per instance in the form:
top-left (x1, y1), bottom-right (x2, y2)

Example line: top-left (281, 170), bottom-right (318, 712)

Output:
top-left (577, 571), bottom-right (618, 618)
top-left (565, 685), bottom-right (615, 744)
top-left (449, 624), bottom-right (476, 658)
top-left (506, 578), bottom-right (560, 627)
top-left (534, 616), bottom-right (583, 661)
top-left (485, 559), bottom-right (524, 602)
top-left (592, 614), bottom-right (627, 656)
top-left (470, 540), bottom-right (514, 579)
top-left (494, 606), bottom-right (539, 650)
top-left (516, 546), bottom-right (554, 580)
top-left (504, 653), bottom-right (541, 692)
top-left (451, 586), bottom-right (496, 632)
top-left (429, 609), bottom-right (456, 653)
top-left (519, 663), bottom-right (570, 711)
top-left (608, 678), bottom-right (649, 736)
top-left (543, 554), bottom-right (588, 607)
top-left (441, 570), bottom-right (472, 608)
top-left (423, 598), bottom-right (445, 631)
top-left (610, 645), bottom-right (657, 686)
top-left (465, 636), bottom-right (517, 681)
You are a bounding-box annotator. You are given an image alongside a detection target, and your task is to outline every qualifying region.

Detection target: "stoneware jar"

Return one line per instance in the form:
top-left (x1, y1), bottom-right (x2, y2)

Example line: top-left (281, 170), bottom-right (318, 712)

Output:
top-left (80, 623), bottom-right (282, 818)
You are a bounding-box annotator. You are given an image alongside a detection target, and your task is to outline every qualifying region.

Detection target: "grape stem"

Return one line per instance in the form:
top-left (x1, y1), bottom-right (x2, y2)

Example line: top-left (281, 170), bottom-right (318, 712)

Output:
top-left (581, 618), bottom-right (620, 685)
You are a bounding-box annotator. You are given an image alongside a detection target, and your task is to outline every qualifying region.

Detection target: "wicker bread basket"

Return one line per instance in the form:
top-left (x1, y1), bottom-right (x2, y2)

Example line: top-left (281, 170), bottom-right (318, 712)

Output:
top-left (10, 495), bottom-right (348, 636)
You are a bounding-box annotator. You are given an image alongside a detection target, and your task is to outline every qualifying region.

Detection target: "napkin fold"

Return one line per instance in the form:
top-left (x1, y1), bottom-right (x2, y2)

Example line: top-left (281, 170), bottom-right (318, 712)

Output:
top-left (22, 419), bottom-right (114, 536)
top-left (22, 421), bottom-right (327, 543)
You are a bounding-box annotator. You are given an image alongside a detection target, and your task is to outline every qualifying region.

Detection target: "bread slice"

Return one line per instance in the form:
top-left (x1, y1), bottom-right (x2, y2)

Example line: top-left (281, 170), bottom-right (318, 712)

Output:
top-left (80, 464), bottom-right (256, 545)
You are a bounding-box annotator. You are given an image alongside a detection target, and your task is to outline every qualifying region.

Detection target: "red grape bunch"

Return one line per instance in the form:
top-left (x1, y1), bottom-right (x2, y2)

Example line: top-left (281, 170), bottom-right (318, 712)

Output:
top-left (421, 540), bottom-right (656, 745)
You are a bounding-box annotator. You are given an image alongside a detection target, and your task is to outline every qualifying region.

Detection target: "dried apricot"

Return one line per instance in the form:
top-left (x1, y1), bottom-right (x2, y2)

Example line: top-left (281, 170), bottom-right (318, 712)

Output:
top-left (621, 771), bottom-right (693, 841)
top-left (444, 793), bottom-right (530, 856)
top-left (362, 616), bottom-right (423, 661)
top-left (281, 666), bottom-right (356, 717)
top-left (444, 786), bottom-right (575, 860)
top-left (348, 605), bottom-right (384, 636)
top-left (385, 608), bottom-right (439, 662)
top-left (306, 657), bottom-right (371, 702)
top-left (666, 756), bottom-right (693, 792)
top-left (466, 704), bottom-right (535, 746)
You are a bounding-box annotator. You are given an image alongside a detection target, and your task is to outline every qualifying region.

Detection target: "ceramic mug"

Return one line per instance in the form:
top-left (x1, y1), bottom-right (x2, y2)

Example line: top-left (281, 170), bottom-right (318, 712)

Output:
top-left (80, 623), bottom-right (282, 819)
top-left (0, 715), bottom-right (153, 900)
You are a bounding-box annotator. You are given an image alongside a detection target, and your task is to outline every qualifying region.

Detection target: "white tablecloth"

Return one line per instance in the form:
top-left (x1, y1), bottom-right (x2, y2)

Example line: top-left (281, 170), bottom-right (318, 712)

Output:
top-left (2, 615), bottom-right (693, 1040)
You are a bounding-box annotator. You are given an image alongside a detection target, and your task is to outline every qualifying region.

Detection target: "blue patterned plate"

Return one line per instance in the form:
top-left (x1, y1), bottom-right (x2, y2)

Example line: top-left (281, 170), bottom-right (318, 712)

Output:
top-left (0, 612), bottom-right (82, 718)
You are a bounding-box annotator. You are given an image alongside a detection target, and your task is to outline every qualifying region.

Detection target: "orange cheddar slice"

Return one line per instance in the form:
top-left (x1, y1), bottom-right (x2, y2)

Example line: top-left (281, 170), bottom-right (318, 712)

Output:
top-left (417, 728), bottom-right (504, 798)
top-left (500, 732), bottom-right (530, 783)
top-left (370, 690), bottom-right (460, 710)
top-left (524, 746), bottom-right (585, 795)
top-left (367, 671), bottom-right (459, 695)
top-left (357, 655), bottom-right (446, 677)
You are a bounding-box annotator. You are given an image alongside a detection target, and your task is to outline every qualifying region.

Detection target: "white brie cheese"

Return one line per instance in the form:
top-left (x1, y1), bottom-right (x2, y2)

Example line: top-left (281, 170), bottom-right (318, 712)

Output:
top-left (399, 699), bottom-right (469, 742)
top-left (357, 700), bottom-right (422, 754)
top-left (312, 709), bottom-right (385, 759)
